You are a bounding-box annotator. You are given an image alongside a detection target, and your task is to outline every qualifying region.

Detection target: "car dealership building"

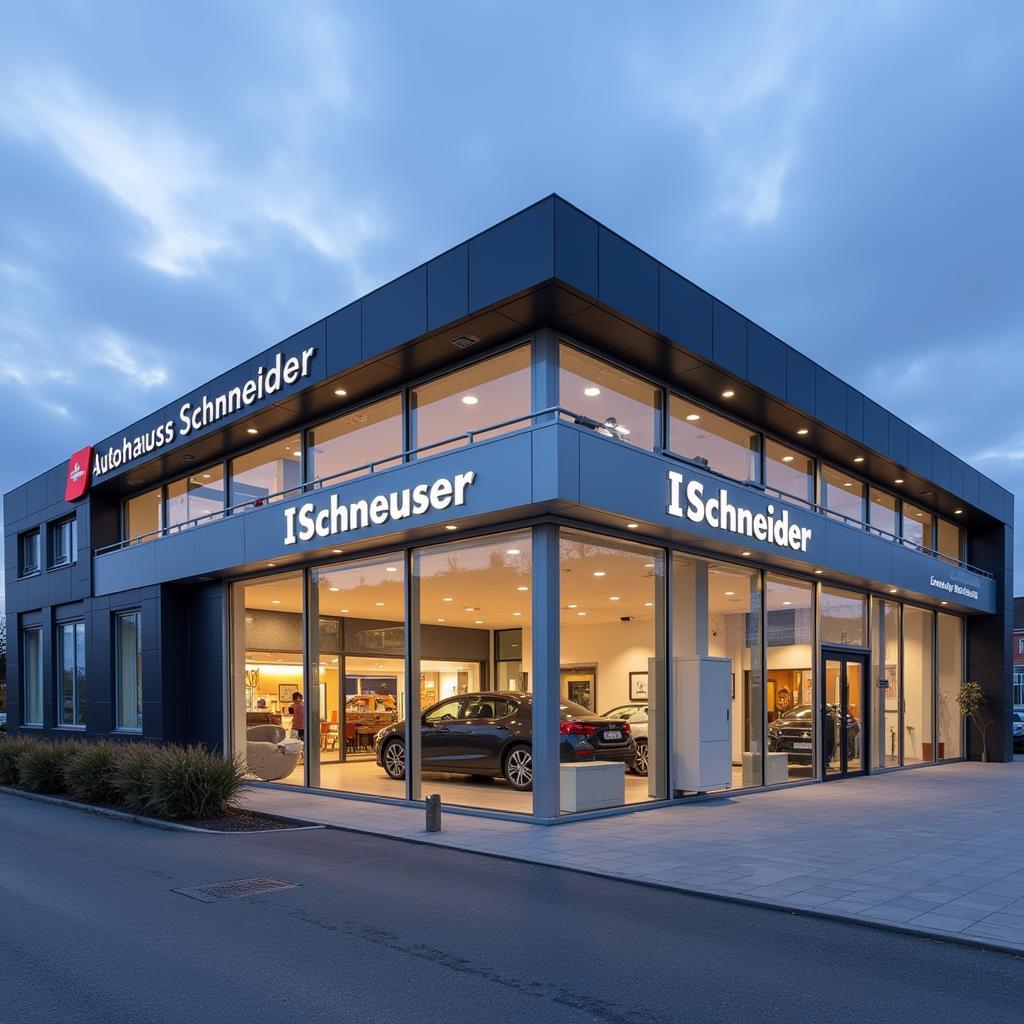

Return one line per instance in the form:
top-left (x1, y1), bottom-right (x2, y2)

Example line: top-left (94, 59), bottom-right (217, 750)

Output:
top-left (4, 196), bottom-right (1014, 821)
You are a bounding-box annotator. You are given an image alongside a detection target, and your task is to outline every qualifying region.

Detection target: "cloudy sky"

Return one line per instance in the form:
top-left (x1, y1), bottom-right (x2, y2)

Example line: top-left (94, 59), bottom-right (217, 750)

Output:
top-left (2, 1), bottom-right (1022, 587)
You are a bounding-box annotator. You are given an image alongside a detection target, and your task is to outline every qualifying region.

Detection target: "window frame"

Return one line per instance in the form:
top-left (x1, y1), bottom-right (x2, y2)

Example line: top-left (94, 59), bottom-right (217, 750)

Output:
top-left (114, 609), bottom-right (143, 733)
top-left (48, 516), bottom-right (78, 569)
top-left (22, 626), bottom-right (44, 727)
top-left (18, 529), bottom-right (41, 578)
top-left (56, 619), bottom-right (87, 728)
top-left (666, 392), bottom-right (762, 485)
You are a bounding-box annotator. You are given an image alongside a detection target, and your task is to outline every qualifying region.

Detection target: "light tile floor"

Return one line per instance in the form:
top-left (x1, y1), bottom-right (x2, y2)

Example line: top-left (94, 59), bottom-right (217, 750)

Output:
top-left (243, 759), bottom-right (1024, 953)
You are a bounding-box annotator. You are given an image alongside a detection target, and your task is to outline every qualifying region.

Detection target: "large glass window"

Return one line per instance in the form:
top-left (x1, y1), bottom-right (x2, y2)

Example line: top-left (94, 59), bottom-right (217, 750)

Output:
top-left (868, 488), bottom-right (898, 538)
top-left (19, 530), bottom-right (40, 576)
top-left (936, 613), bottom-right (964, 759)
top-left (902, 605), bottom-right (935, 763)
top-left (871, 599), bottom-right (901, 768)
top-left (308, 394), bottom-right (402, 486)
top-left (766, 574), bottom-right (814, 782)
top-left (823, 466), bottom-right (865, 526)
top-left (125, 487), bottom-right (162, 543)
top-left (936, 518), bottom-right (963, 564)
top-left (57, 621), bottom-right (86, 727)
top-left (668, 396), bottom-right (760, 483)
top-left (560, 530), bottom-right (665, 810)
top-left (22, 628), bottom-right (43, 726)
top-left (902, 502), bottom-right (934, 552)
top-left (230, 435), bottom-right (302, 509)
top-left (411, 346), bottom-right (532, 458)
top-left (560, 345), bottom-right (659, 453)
top-left (48, 517), bottom-right (77, 568)
top-left (166, 467), bottom-right (225, 531)
top-left (765, 440), bottom-right (814, 506)
top-left (115, 611), bottom-right (143, 732)
top-left (311, 555), bottom-right (406, 796)
top-left (820, 586), bottom-right (867, 646)
top-left (231, 571), bottom-right (307, 786)
top-left (414, 533), bottom-right (532, 813)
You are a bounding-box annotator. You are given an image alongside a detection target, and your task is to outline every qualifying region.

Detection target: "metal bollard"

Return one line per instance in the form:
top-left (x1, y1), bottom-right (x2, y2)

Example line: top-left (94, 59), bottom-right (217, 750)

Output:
top-left (425, 793), bottom-right (442, 832)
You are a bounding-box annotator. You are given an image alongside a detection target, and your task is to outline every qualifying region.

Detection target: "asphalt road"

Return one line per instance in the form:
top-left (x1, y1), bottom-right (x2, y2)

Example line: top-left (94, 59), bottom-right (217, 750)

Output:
top-left (0, 796), bottom-right (1019, 1024)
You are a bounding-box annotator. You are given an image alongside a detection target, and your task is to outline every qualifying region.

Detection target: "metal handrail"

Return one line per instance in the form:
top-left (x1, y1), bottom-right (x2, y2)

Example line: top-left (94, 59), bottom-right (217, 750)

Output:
top-left (96, 406), bottom-right (994, 580)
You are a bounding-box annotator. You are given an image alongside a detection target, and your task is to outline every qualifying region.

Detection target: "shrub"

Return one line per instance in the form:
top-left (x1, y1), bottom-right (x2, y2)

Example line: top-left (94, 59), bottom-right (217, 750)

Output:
top-left (111, 743), bottom-right (162, 813)
top-left (146, 745), bottom-right (246, 820)
top-left (62, 741), bottom-right (121, 804)
top-left (0, 736), bottom-right (37, 785)
top-left (17, 741), bottom-right (77, 794)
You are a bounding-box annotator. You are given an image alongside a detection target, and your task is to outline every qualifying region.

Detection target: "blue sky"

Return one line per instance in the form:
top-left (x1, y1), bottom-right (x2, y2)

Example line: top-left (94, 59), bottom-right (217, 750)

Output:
top-left (2, 1), bottom-right (1022, 588)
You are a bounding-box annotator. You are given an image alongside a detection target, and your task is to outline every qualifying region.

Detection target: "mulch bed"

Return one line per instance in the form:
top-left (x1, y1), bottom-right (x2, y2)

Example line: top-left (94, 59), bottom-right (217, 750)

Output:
top-left (181, 808), bottom-right (308, 832)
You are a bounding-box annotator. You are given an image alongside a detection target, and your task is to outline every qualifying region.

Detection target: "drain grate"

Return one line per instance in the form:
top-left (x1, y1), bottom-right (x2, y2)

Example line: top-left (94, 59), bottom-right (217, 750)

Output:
top-left (174, 877), bottom-right (300, 903)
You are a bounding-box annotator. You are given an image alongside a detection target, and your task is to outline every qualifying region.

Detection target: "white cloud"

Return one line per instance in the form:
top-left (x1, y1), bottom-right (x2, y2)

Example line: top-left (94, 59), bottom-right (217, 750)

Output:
top-left (88, 329), bottom-right (168, 389)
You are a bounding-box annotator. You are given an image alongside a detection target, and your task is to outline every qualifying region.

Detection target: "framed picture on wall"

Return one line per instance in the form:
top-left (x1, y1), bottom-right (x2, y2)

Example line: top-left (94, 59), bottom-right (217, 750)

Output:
top-left (629, 671), bottom-right (649, 701)
top-left (278, 684), bottom-right (299, 707)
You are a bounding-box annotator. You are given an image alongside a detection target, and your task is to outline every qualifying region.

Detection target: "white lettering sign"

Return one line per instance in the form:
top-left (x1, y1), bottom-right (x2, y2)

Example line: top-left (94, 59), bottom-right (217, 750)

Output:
top-left (667, 470), bottom-right (813, 553)
top-left (284, 471), bottom-right (477, 545)
top-left (929, 575), bottom-right (979, 601)
top-left (91, 346), bottom-right (318, 479)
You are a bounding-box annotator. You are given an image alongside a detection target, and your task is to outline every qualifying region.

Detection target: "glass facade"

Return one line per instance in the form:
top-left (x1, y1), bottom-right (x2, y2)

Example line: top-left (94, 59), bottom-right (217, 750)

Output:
top-left (868, 488), bottom-right (898, 538)
top-left (902, 502), bottom-right (934, 552)
top-left (765, 440), bottom-right (814, 506)
top-left (936, 613), bottom-right (964, 759)
top-left (872, 599), bottom-right (901, 768)
top-left (936, 518), bottom-right (963, 564)
top-left (115, 611), bottom-right (143, 732)
top-left (57, 621), bottom-right (86, 727)
top-left (902, 605), bottom-right (935, 763)
top-left (820, 586), bottom-right (867, 647)
top-left (231, 434), bottom-right (302, 509)
top-left (823, 466), bottom-right (865, 526)
top-left (48, 517), bottom-right (77, 568)
top-left (668, 397), bottom-right (760, 483)
top-left (166, 468), bottom-right (225, 531)
top-left (125, 488), bottom-right (162, 543)
top-left (307, 394), bottom-right (402, 486)
top-left (22, 628), bottom-right (43, 726)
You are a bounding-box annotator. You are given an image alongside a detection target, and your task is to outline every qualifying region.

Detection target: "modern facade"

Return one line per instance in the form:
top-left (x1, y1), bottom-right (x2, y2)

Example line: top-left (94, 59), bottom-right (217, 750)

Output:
top-left (4, 196), bottom-right (1014, 822)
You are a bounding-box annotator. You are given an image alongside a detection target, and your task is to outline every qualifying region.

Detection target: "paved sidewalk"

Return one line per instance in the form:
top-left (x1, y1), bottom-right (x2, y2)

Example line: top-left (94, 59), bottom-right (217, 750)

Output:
top-left (243, 760), bottom-right (1024, 953)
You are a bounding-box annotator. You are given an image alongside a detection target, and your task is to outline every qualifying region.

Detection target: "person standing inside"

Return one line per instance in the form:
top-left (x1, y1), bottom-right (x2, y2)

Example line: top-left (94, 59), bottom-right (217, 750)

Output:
top-left (290, 691), bottom-right (305, 741)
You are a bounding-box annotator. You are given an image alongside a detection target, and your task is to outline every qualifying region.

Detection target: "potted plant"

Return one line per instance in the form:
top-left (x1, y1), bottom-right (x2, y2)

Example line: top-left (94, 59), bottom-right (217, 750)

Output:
top-left (956, 681), bottom-right (993, 762)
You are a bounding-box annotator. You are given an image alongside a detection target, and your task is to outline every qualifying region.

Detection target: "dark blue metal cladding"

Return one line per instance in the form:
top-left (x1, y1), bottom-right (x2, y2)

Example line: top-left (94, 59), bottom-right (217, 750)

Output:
top-left (597, 227), bottom-right (659, 327)
top-left (862, 397), bottom-right (889, 455)
top-left (553, 198), bottom-right (599, 298)
top-left (908, 427), bottom-right (933, 482)
top-left (467, 197), bottom-right (554, 312)
top-left (888, 416), bottom-right (909, 467)
top-left (427, 244), bottom-right (469, 331)
top-left (362, 266), bottom-right (427, 361)
top-left (785, 348), bottom-right (816, 409)
top-left (931, 445), bottom-right (952, 492)
top-left (659, 267), bottom-right (713, 361)
top-left (325, 300), bottom-right (361, 377)
top-left (814, 367), bottom-right (846, 433)
top-left (711, 301), bottom-right (747, 378)
top-left (746, 323), bottom-right (786, 397)
top-left (845, 388), bottom-right (865, 443)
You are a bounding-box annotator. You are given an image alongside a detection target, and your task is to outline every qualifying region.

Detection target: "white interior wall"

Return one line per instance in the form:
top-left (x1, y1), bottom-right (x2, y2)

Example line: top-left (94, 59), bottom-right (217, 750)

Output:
top-left (903, 610), bottom-right (934, 760)
top-left (560, 618), bottom-right (655, 711)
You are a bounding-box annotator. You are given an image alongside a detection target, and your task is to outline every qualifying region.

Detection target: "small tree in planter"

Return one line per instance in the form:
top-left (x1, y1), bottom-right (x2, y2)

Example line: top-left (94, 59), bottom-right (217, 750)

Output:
top-left (957, 681), bottom-right (994, 762)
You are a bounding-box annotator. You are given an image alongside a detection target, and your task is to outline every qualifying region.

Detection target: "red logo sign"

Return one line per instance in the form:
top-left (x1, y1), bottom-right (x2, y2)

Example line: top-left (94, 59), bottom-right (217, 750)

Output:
top-left (65, 446), bottom-right (93, 501)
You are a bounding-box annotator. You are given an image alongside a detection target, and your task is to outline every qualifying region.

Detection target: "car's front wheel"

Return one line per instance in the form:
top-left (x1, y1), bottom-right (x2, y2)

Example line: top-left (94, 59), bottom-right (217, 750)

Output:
top-left (631, 738), bottom-right (649, 776)
top-left (381, 739), bottom-right (406, 781)
top-left (503, 744), bottom-right (533, 791)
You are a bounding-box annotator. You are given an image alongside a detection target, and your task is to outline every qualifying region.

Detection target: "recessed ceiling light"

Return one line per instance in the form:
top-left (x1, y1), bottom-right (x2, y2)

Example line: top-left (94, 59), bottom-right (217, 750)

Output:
top-left (332, 549), bottom-right (343, 554)
top-left (782, 455), bottom-right (794, 463)
top-left (567, 604), bottom-right (578, 609)
top-left (442, 596), bottom-right (454, 603)
top-left (843, 482), bottom-right (853, 488)
top-left (247, 427), bottom-right (259, 435)
top-left (292, 450), bottom-right (302, 458)
top-left (385, 566), bottom-right (398, 573)
top-left (445, 524), bottom-right (458, 531)
top-left (626, 522), bottom-right (639, 530)
top-left (783, 600), bottom-right (792, 606)
top-left (644, 563), bottom-right (654, 569)
top-left (940, 600), bottom-right (948, 605)
top-left (506, 548), bottom-right (521, 555)
top-left (463, 606), bottom-right (478, 612)
top-left (894, 478), bottom-right (904, 485)
top-left (609, 596), bottom-right (621, 602)
top-left (724, 591), bottom-right (735, 597)
top-left (797, 428), bottom-right (809, 436)
top-left (436, 618), bottom-right (445, 623)
top-left (954, 509), bottom-right (964, 515)
top-left (512, 611), bottom-right (522, 617)
top-left (461, 395), bottom-right (479, 406)
top-left (341, 608), bottom-right (349, 613)
top-left (741, 551), bottom-right (752, 557)
top-left (577, 611), bottom-right (587, 616)
top-left (593, 571), bottom-right (606, 577)
top-left (328, 586), bottom-right (339, 593)
top-left (517, 585), bottom-right (529, 592)
top-left (334, 388), bottom-right (347, 397)
top-left (854, 456), bottom-right (864, 463)
top-left (271, 599), bottom-right (281, 605)
top-left (814, 569), bottom-right (823, 575)
top-left (583, 386), bottom-right (601, 397)
top-left (722, 389), bottom-right (735, 398)
top-left (202, 472), bottom-right (211, 479)
top-left (474, 619), bottom-right (483, 624)
top-left (916, 511), bottom-right (923, 517)
top-left (267, 562), bottom-right (276, 567)
top-left (889, 588), bottom-right (899, 594)
top-left (686, 413), bottom-right (701, 422)
top-left (644, 601), bottom-right (653, 607)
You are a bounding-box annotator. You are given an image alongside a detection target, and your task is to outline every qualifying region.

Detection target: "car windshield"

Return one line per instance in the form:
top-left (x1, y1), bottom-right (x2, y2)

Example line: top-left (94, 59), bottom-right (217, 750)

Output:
top-left (602, 704), bottom-right (645, 720)
top-left (559, 701), bottom-right (595, 718)
top-left (778, 705), bottom-right (814, 721)
top-left (1015, 711), bottom-right (1024, 723)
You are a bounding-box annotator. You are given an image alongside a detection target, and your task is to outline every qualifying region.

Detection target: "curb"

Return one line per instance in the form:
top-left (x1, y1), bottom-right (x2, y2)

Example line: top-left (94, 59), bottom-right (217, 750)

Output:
top-left (250, 807), bottom-right (1024, 961)
top-left (0, 786), bottom-right (325, 834)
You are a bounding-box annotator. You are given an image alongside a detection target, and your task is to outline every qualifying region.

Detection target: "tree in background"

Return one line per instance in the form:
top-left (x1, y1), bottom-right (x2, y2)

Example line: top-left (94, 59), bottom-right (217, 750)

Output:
top-left (0, 614), bottom-right (6, 714)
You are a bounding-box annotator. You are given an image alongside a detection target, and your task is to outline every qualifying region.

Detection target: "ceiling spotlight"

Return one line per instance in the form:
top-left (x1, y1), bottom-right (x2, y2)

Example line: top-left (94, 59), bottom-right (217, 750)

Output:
top-left (782, 455), bottom-right (794, 463)
top-left (843, 481), bottom-right (853, 488)
top-left (889, 588), bottom-right (899, 594)
top-left (328, 586), bottom-right (339, 593)
top-left (954, 509), bottom-right (964, 515)
top-left (724, 591), bottom-right (735, 597)
top-left (894, 478), bottom-right (904, 485)
top-left (593, 571), bottom-right (606, 577)
top-left (267, 562), bottom-right (276, 567)
top-left (375, 601), bottom-right (384, 607)
top-left (334, 388), bottom-right (348, 397)
top-left (474, 619), bottom-right (484, 624)
top-left (463, 606), bottom-right (478, 612)
top-left (436, 618), bottom-right (445, 623)
top-left (271, 599), bottom-right (281, 605)
top-left (332, 549), bottom-right (343, 554)
top-left (247, 427), bottom-right (259, 435)
top-left (461, 395), bottom-right (479, 406)
top-left (577, 611), bottom-right (587, 617)
top-left (854, 456), bottom-right (865, 463)
top-left (341, 608), bottom-right (349, 613)
top-left (644, 601), bottom-right (653, 607)
top-left (385, 566), bottom-right (398, 573)
top-left (583, 386), bottom-right (601, 397)
top-left (797, 428), bottom-right (809, 436)
top-left (445, 524), bottom-right (458, 531)
top-left (609, 596), bottom-right (621, 602)
top-left (567, 604), bottom-right (578, 609)
top-left (442, 596), bottom-right (454, 603)
top-left (686, 413), bottom-right (701, 422)
top-left (626, 522), bottom-right (639, 530)
top-left (644, 563), bottom-right (655, 569)
top-left (941, 600), bottom-right (948, 606)
top-left (201, 472), bottom-right (211, 479)
top-left (722, 389), bottom-right (735, 398)
top-left (814, 569), bottom-right (823, 575)
top-left (783, 600), bottom-right (792, 606)
top-left (517, 585), bottom-right (529, 592)
top-left (506, 548), bottom-right (521, 555)
top-left (741, 551), bottom-right (752, 557)
top-left (512, 611), bottom-right (522, 617)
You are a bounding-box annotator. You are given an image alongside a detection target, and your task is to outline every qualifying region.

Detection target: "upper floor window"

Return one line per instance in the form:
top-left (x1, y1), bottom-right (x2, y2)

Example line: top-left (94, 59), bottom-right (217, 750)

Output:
top-left (820, 586), bottom-right (867, 646)
top-left (868, 488), bottom-right (898, 538)
top-left (309, 394), bottom-right (403, 486)
top-left (902, 502), bottom-right (934, 551)
top-left (22, 627), bottom-right (43, 726)
top-left (668, 396), bottom-right (760, 483)
top-left (231, 435), bottom-right (301, 509)
top-left (822, 466), bottom-right (865, 527)
top-left (560, 345), bottom-right (659, 452)
top-left (936, 517), bottom-right (963, 563)
top-left (57, 621), bottom-right (86, 727)
top-left (764, 439), bottom-right (814, 507)
top-left (166, 467), bottom-right (225, 531)
top-left (411, 345), bottom-right (533, 458)
top-left (18, 530), bottom-right (40, 577)
top-left (125, 487), bottom-right (162, 544)
top-left (48, 517), bottom-right (78, 568)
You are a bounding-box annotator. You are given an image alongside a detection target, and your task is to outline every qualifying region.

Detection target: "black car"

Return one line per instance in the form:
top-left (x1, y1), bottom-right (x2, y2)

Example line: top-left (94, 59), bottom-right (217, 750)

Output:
top-left (768, 703), bottom-right (860, 765)
top-left (375, 691), bottom-right (637, 791)
top-left (1012, 710), bottom-right (1024, 753)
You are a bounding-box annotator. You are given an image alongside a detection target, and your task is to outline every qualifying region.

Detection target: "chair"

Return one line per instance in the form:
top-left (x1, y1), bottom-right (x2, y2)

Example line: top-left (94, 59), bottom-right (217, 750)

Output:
top-left (245, 725), bottom-right (302, 781)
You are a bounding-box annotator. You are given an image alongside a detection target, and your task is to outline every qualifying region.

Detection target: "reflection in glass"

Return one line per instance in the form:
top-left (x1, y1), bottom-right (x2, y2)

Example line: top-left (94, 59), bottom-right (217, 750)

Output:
top-left (765, 440), bottom-right (814, 506)
top-left (58, 621), bottom-right (87, 727)
top-left (668, 396), bottom-right (760, 483)
top-left (231, 435), bottom-right (302, 508)
top-left (872, 599), bottom-right (901, 768)
top-left (902, 502), bottom-right (934, 551)
top-left (166, 467), bottom-right (225, 531)
top-left (936, 518), bottom-right (962, 564)
top-left (308, 395), bottom-right (402, 486)
top-left (903, 605), bottom-right (935, 763)
top-left (936, 613), bottom-right (964, 759)
top-left (823, 465), bottom-right (865, 526)
top-left (411, 346), bottom-right (532, 458)
top-left (125, 487), bottom-right (162, 543)
top-left (115, 611), bottom-right (143, 732)
top-left (820, 586), bottom-right (866, 646)
top-left (560, 345), bottom-right (659, 452)
top-left (869, 488), bottom-right (898, 538)
top-left (22, 628), bottom-right (43, 726)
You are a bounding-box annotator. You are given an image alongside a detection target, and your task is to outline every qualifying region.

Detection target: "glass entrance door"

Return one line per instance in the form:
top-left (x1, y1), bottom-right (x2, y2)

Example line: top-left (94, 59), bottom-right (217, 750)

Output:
top-left (822, 651), bottom-right (867, 779)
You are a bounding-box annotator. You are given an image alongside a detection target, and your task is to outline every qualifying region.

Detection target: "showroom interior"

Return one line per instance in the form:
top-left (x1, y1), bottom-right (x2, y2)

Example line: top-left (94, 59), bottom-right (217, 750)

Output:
top-left (5, 197), bottom-right (1008, 825)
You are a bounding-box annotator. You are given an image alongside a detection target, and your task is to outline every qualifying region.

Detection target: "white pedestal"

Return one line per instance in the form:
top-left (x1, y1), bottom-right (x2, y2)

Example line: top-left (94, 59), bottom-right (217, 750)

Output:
top-left (742, 751), bottom-right (790, 786)
top-left (559, 761), bottom-right (626, 813)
